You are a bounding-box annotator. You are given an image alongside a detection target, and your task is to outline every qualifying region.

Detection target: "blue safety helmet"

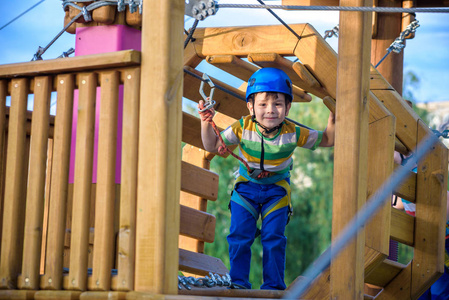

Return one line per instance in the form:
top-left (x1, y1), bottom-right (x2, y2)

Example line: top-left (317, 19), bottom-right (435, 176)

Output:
top-left (245, 68), bottom-right (293, 102)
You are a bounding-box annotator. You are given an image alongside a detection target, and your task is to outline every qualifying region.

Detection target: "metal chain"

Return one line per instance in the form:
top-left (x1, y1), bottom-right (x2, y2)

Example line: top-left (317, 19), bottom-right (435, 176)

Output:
top-left (217, 4), bottom-right (449, 13)
top-left (324, 24), bottom-right (339, 40)
top-left (178, 273), bottom-right (247, 290)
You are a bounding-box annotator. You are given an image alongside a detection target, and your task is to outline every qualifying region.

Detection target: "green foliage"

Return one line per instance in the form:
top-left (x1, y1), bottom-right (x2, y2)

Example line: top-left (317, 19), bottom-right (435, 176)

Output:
top-left (204, 98), bottom-right (334, 288)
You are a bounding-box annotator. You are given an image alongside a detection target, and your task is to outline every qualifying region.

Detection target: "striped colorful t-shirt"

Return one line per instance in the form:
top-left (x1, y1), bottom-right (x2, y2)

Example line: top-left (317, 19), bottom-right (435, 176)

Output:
top-left (220, 115), bottom-right (323, 174)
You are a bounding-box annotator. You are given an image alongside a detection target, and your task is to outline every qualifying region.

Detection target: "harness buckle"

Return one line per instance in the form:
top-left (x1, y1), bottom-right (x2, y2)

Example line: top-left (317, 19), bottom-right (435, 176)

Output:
top-left (248, 169), bottom-right (263, 179)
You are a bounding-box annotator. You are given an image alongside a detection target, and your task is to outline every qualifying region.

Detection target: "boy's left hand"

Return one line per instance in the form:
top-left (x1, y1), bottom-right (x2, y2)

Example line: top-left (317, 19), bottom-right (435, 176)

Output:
top-left (198, 99), bottom-right (215, 122)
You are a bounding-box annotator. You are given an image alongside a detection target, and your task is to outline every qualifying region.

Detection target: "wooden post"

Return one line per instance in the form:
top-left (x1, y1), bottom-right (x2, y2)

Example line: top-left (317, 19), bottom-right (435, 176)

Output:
top-left (41, 74), bottom-right (75, 290)
top-left (67, 73), bottom-right (97, 291)
top-left (331, 0), bottom-right (372, 299)
top-left (18, 76), bottom-right (51, 290)
top-left (134, 0), bottom-right (184, 294)
top-left (371, 0), bottom-right (403, 94)
top-left (115, 67), bottom-right (140, 291)
top-left (0, 78), bottom-right (29, 289)
top-left (90, 71), bottom-right (120, 291)
top-left (0, 80), bottom-right (7, 252)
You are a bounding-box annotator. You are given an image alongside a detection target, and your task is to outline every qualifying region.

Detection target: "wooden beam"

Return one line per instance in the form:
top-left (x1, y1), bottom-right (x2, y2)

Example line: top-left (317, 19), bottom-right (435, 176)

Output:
top-left (135, 0), bottom-right (184, 293)
top-left (331, 1), bottom-right (373, 299)
top-left (411, 123), bottom-right (448, 298)
top-left (191, 24), bottom-right (306, 58)
top-left (375, 263), bottom-right (412, 299)
top-left (180, 205), bottom-right (216, 243)
top-left (392, 164), bottom-right (416, 203)
top-left (0, 50), bottom-right (140, 79)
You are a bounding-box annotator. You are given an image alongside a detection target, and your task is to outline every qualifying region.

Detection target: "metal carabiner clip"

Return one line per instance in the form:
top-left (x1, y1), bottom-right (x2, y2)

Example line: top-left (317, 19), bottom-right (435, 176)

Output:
top-left (199, 73), bottom-right (216, 112)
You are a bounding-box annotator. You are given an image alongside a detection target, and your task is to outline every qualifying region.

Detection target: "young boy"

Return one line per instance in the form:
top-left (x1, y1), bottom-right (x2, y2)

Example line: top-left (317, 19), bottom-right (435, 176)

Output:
top-left (199, 68), bottom-right (335, 290)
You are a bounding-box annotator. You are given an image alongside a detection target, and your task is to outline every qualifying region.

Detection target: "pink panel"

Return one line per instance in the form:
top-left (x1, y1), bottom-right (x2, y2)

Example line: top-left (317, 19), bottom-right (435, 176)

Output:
top-left (69, 25), bottom-right (141, 183)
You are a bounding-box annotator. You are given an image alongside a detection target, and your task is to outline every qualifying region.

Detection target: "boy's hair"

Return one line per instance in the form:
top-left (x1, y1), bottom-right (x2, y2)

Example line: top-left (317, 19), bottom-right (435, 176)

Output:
top-left (247, 92), bottom-right (292, 106)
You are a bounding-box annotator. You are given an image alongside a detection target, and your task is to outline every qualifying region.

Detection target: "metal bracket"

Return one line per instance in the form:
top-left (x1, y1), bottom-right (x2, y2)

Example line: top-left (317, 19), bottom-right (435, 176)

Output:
top-left (199, 73), bottom-right (216, 112)
top-left (185, 0), bottom-right (218, 21)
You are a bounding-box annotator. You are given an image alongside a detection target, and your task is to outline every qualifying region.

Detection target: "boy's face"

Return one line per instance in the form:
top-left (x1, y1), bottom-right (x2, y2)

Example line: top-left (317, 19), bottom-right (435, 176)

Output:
top-left (247, 92), bottom-right (291, 130)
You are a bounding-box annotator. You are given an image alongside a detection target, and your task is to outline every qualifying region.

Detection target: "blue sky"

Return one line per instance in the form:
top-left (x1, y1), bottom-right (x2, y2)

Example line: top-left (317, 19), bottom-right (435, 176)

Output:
top-left (0, 0), bottom-right (448, 103)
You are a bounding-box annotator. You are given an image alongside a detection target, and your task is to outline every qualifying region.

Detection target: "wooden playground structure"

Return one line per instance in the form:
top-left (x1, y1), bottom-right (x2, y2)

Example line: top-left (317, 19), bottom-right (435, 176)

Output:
top-left (0, 0), bottom-right (448, 299)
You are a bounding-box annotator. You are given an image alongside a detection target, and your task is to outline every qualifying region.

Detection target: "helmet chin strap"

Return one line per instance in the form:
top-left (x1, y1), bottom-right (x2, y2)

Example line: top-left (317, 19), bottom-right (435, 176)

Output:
top-left (251, 114), bottom-right (283, 135)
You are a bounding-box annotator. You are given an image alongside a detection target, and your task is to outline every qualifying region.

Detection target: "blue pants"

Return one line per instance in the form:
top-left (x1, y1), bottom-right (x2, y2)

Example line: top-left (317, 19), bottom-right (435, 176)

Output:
top-left (227, 180), bottom-right (289, 290)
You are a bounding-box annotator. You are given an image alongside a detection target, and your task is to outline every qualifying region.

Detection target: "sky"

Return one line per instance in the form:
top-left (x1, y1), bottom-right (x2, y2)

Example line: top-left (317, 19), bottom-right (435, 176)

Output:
top-left (0, 0), bottom-right (448, 103)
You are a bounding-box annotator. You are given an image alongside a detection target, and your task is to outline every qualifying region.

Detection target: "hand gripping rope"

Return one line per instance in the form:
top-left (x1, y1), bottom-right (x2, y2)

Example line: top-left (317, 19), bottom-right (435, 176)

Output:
top-left (197, 74), bottom-right (271, 179)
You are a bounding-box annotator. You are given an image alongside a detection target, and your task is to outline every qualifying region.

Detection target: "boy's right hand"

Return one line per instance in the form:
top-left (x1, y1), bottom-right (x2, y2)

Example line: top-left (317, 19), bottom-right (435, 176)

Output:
top-left (198, 99), bottom-right (215, 122)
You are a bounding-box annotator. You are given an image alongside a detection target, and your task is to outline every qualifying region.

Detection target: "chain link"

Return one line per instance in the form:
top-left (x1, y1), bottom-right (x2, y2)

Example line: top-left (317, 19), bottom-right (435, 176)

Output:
top-left (324, 24), bottom-right (339, 40)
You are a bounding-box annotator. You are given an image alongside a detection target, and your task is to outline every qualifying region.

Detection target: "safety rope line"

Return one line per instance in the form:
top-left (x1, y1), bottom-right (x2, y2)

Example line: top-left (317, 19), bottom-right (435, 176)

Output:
top-left (0, 0), bottom-right (46, 31)
top-left (256, 0), bottom-right (302, 41)
top-left (32, 11), bottom-right (83, 60)
top-left (283, 132), bottom-right (441, 299)
top-left (184, 19), bottom-right (199, 49)
top-left (324, 24), bottom-right (339, 40)
top-left (375, 19), bottom-right (420, 68)
top-left (217, 4), bottom-right (449, 13)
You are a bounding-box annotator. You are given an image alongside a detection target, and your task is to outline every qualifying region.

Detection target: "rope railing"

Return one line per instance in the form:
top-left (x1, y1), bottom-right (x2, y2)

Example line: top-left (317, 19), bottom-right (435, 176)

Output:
top-left (283, 132), bottom-right (441, 299)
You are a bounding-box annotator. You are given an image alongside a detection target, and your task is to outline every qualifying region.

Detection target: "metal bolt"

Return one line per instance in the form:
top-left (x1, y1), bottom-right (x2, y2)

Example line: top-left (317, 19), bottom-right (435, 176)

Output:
top-left (122, 280), bottom-right (126, 285)
top-left (37, 83), bottom-right (41, 87)
top-left (199, 2), bottom-right (206, 9)
top-left (48, 278), bottom-right (52, 284)
top-left (82, 80), bottom-right (86, 85)
top-left (14, 84), bottom-right (18, 88)
top-left (96, 280), bottom-right (100, 286)
top-left (60, 80), bottom-right (64, 84)
top-left (72, 279), bottom-right (76, 285)
top-left (25, 277), bottom-right (29, 283)
top-left (127, 75), bottom-right (132, 80)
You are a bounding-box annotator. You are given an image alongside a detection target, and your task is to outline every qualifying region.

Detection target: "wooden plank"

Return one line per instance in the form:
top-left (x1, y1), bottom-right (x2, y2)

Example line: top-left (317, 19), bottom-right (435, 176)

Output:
top-left (184, 37), bottom-right (203, 68)
top-left (365, 259), bottom-right (406, 287)
top-left (366, 116), bottom-right (395, 255)
top-left (181, 161), bottom-right (219, 201)
top-left (134, 0), bottom-right (183, 293)
top-left (294, 24), bottom-right (338, 100)
top-left (390, 208), bottom-right (414, 246)
top-left (0, 78), bottom-right (29, 289)
top-left (179, 146), bottom-right (209, 254)
top-left (183, 66), bottom-right (247, 120)
top-left (40, 138), bottom-right (53, 275)
top-left (191, 24), bottom-right (306, 57)
top-left (411, 123), bottom-right (448, 298)
top-left (330, 1), bottom-right (372, 299)
top-left (180, 205), bottom-right (215, 243)
top-left (18, 76), bottom-right (51, 290)
top-left (247, 52), bottom-right (326, 99)
top-left (115, 68), bottom-right (140, 292)
top-left (66, 73), bottom-right (97, 291)
top-left (179, 249), bottom-right (228, 276)
top-left (0, 50), bottom-right (140, 79)
top-left (392, 164), bottom-right (416, 203)
top-left (90, 71), bottom-right (120, 291)
top-left (0, 290), bottom-right (36, 299)
top-left (41, 74), bottom-right (75, 290)
top-left (299, 268), bottom-right (330, 299)
top-left (179, 288), bottom-right (284, 298)
top-left (80, 291), bottom-right (127, 299)
top-left (364, 246), bottom-right (387, 279)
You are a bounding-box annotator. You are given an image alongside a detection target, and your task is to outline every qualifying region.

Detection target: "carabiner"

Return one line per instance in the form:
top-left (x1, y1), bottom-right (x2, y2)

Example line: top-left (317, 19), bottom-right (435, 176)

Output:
top-left (199, 73), bottom-right (216, 112)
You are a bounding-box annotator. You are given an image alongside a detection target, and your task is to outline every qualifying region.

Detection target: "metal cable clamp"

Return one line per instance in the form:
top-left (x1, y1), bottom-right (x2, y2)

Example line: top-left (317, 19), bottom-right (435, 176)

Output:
top-left (185, 0), bottom-right (219, 21)
top-left (199, 73), bottom-right (216, 112)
